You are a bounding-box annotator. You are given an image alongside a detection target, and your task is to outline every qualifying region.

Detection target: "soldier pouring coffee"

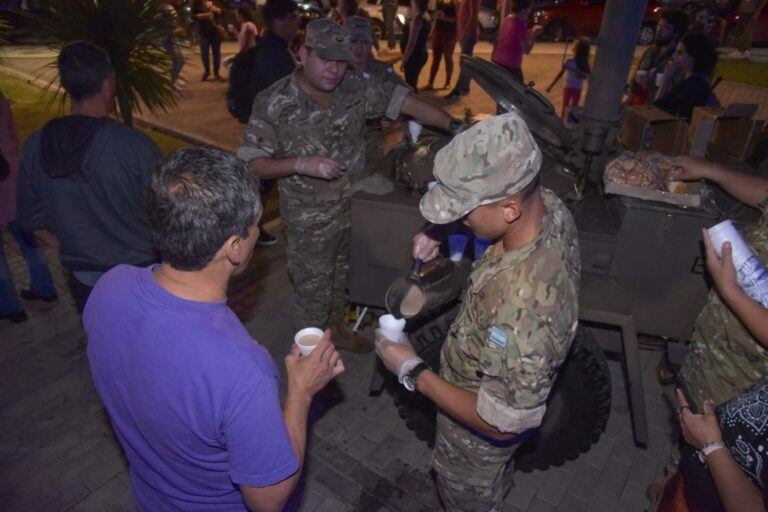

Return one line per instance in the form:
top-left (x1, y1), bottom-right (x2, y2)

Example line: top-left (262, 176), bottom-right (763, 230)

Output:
top-left (375, 112), bottom-right (580, 511)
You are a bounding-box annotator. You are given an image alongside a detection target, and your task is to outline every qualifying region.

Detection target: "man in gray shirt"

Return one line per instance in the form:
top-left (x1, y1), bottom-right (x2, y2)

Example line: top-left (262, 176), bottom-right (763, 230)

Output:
top-left (16, 41), bottom-right (161, 311)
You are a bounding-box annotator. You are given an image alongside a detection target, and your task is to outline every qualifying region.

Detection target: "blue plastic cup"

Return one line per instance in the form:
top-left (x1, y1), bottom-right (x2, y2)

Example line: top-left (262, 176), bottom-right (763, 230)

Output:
top-left (448, 234), bottom-right (469, 262)
top-left (474, 238), bottom-right (492, 260)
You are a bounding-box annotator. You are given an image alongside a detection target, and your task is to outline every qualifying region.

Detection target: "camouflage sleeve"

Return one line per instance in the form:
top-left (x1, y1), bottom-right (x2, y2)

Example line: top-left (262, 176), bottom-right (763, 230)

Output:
top-left (237, 94), bottom-right (279, 163)
top-left (364, 77), bottom-right (410, 120)
top-left (475, 308), bottom-right (575, 434)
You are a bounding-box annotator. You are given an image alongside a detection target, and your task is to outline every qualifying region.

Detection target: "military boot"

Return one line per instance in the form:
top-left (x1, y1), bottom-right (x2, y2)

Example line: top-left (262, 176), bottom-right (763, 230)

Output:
top-left (329, 321), bottom-right (374, 353)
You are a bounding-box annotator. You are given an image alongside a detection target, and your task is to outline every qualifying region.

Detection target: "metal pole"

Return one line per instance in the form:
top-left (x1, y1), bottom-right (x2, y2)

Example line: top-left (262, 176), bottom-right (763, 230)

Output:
top-left (578, 0), bottom-right (649, 189)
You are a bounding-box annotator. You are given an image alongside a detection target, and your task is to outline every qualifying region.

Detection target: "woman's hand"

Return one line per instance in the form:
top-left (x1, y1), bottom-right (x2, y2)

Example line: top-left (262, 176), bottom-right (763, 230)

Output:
top-left (702, 229), bottom-right (741, 301)
top-left (676, 389), bottom-right (722, 450)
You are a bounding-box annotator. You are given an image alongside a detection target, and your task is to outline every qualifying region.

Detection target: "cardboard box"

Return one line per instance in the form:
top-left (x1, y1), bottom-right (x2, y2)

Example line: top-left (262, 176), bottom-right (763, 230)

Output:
top-left (689, 104), bottom-right (765, 161)
top-left (620, 106), bottom-right (690, 156)
top-left (604, 180), bottom-right (705, 209)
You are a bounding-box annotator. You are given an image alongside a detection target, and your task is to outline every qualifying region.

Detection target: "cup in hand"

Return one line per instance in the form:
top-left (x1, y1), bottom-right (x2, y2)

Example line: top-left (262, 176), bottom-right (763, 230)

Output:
top-left (379, 314), bottom-right (406, 343)
top-left (294, 327), bottom-right (324, 357)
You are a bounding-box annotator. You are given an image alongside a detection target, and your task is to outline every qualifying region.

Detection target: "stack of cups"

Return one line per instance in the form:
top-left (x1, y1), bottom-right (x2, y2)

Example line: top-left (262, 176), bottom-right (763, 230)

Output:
top-left (708, 220), bottom-right (768, 308)
top-left (379, 314), bottom-right (406, 343)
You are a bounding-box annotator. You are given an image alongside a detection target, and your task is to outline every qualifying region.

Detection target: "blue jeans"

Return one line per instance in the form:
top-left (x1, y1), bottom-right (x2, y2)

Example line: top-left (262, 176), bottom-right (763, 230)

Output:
top-left (451, 36), bottom-right (477, 95)
top-left (0, 223), bottom-right (56, 315)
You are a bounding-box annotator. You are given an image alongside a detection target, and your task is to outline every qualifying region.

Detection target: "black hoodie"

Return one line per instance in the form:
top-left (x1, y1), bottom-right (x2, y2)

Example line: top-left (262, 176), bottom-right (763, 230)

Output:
top-left (16, 115), bottom-right (160, 274)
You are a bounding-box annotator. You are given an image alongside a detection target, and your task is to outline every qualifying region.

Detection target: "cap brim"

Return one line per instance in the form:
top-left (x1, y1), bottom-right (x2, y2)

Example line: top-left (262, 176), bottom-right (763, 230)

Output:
top-left (419, 182), bottom-right (478, 225)
top-left (312, 47), bottom-right (352, 62)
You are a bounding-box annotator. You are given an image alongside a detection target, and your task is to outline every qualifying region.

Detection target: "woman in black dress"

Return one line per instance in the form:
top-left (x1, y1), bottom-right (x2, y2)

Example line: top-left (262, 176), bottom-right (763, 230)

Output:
top-left (400, 0), bottom-right (432, 91)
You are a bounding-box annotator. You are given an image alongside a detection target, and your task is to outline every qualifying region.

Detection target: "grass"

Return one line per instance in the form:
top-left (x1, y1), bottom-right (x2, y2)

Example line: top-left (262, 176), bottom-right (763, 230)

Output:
top-left (714, 59), bottom-right (768, 88)
top-left (0, 71), bottom-right (187, 156)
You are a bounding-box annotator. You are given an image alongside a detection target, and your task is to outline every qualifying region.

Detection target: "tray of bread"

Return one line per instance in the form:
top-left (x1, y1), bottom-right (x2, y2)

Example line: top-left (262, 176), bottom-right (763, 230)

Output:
top-left (604, 151), bottom-right (703, 208)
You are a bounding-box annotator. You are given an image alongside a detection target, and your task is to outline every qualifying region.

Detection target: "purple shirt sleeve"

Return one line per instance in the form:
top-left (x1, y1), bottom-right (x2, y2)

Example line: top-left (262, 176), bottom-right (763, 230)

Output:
top-left (223, 367), bottom-right (299, 488)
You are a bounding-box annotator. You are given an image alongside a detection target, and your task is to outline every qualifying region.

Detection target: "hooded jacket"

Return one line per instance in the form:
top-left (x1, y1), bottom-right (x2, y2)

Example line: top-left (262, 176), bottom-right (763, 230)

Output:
top-left (16, 115), bottom-right (160, 274)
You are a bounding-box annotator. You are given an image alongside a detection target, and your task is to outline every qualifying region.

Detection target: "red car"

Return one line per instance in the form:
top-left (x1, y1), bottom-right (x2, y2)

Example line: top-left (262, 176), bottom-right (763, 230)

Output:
top-left (531, 0), bottom-right (663, 45)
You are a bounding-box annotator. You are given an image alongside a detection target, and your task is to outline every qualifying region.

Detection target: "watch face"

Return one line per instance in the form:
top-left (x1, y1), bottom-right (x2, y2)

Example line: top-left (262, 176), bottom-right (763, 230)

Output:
top-left (403, 376), bottom-right (416, 392)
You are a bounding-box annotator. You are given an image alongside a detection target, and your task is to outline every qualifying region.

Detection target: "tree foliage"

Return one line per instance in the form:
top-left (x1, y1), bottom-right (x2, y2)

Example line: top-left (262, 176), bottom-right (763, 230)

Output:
top-left (35, 0), bottom-right (178, 126)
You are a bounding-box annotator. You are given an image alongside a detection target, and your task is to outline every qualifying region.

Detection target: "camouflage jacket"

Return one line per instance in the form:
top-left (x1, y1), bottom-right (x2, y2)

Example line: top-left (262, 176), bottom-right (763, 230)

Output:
top-left (434, 189), bottom-right (580, 483)
top-left (682, 197), bottom-right (768, 408)
top-left (237, 70), bottom-right (410, 206)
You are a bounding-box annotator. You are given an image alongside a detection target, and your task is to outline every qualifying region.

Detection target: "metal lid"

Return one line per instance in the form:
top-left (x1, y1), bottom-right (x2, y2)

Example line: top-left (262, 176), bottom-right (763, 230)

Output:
top-left (461, 56), bottom-right (576, 167)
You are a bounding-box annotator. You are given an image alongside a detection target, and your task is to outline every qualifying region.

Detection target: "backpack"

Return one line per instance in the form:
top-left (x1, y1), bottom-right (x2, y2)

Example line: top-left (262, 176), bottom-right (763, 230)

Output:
top-left (226, 46), bottom-right (261, 124)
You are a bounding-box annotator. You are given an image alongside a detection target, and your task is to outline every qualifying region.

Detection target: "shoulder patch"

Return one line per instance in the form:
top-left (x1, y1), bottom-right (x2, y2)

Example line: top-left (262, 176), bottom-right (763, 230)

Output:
top-left (489, 325), bottom-right (507, 348)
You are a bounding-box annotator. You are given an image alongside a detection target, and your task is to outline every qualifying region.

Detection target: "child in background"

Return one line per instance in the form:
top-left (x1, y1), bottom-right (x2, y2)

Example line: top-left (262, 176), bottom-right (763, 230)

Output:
top-left (548, 38), bottom-right (591, 119)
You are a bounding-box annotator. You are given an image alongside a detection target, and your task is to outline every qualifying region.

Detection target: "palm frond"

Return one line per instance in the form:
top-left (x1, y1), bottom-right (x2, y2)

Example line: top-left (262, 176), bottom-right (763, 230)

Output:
top-left (34, 0), bottom-right (178, 126)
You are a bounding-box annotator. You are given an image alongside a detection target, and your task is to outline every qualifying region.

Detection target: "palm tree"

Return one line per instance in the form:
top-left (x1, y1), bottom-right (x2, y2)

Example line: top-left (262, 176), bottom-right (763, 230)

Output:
top-left (35, 0), bottom-right (178, 127)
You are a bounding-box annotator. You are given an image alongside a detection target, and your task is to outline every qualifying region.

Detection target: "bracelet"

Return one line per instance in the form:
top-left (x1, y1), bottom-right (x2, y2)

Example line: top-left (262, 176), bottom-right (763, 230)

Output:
top-left (698, 441), bottom-right (726, 464)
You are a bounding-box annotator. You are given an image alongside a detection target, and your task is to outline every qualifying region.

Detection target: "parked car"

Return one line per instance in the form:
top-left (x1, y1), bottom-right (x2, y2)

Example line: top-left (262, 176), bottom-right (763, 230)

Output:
top-left (530, 0), bottom-right (662, 45)
top-left (724, 4), bottom-right (768, 47)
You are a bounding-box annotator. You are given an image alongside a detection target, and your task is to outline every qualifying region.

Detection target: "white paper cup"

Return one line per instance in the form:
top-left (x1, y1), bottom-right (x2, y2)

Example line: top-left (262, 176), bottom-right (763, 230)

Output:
top-left (379, 314), bottom-right (406, 343)
top-left (294, 327), bottom-right (324, 357)
top-left (408, 120), bottom-right (422, 144)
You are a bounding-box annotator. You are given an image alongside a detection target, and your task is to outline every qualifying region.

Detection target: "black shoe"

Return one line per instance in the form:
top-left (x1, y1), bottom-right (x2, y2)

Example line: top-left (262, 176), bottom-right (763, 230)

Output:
top-left (214, 74), bottom-right (223, 82)
top-left (201, 73), bottom-right (210, 81)
top-left (20, 289), bottom-right (58, 303)
top-left (0, 310), bottom-right (28, 323)
top-left (257, 229), bottom-right (278, 246)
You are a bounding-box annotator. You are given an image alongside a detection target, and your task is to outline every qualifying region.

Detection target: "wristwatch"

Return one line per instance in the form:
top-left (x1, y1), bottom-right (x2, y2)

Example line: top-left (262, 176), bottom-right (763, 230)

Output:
top-left (448, 118), bottom-right (464, 135)
top-left (403, 362), bottom-right (431, 392)
top-left (698, 441), bottom-right (726, 464)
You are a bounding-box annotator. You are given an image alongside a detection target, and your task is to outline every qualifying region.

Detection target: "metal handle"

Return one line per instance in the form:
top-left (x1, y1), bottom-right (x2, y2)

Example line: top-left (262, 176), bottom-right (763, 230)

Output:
top-left (411, 258), bottom-right (423, 276)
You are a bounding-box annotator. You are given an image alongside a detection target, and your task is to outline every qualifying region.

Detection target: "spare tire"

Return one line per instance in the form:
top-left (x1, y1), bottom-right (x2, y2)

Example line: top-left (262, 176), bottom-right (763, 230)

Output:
top-left (392, 307), bottom-right (612, 472)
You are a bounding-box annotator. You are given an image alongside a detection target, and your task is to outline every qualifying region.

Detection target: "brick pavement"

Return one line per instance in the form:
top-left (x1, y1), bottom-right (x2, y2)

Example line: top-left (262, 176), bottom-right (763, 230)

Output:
top-left (0, 41), bottom-right (697, 511)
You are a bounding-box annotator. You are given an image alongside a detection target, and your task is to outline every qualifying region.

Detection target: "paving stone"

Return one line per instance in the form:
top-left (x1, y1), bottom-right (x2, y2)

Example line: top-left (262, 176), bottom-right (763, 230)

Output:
top-left (536, 465), bottom-right (573, 506)
top-left (526, 497), bottom-right (557, 512)
top-left (564, 461), bottom-right (600, 502)
top-left (580, 434), bottom-right (616, 470)
top-left (70, 475), bottom-right (133, 511)
top-left (618, 481), bottom-right (649, 512)
top-left (32, 482), bottom-right (90, 511)
top-left (585, 489), bottom-right (620, 512)
top-left (554, 494), bottom-right (587, 512)
top-left (505, 471), bottom-right (543, 511)
top-left (314, 494), bottom-right (349, 512)
top-left (595, 456), bottom-right (632, 499)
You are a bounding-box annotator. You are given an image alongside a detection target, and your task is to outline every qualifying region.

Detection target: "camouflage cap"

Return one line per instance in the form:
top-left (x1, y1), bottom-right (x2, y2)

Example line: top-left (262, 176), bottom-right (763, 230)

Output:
top-left (420, 112), bottom-right (542, 224)
top-left (346, 16), bottom-right (373, 43)
top-left (304, 19), bottom-right (352, 61)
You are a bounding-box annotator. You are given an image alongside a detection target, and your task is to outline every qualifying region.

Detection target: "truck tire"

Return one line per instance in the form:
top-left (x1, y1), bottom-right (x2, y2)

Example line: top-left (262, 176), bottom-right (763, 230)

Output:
top-left (391, 307), bottom-right (612, 473)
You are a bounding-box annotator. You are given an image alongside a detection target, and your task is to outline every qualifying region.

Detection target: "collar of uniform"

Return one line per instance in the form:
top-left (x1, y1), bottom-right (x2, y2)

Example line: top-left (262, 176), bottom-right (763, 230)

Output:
top-left (467, 188), bottom-right (560, 291)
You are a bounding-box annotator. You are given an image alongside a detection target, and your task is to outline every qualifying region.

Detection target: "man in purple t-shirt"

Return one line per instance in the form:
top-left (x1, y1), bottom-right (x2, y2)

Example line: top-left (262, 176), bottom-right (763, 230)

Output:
top-left (85, 147), bottom-right (344, 511)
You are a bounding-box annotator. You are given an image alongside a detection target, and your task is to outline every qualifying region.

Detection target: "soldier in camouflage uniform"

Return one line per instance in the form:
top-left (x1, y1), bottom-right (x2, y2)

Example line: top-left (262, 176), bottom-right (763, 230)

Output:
top-left (375, 112), bottom-right (580, 511)
top-left (674, 157), bottom-right (768, 410)
top-left (346, 16), bottom-right (409, 178)
top-left (238, 19), bottom-right (459, 351)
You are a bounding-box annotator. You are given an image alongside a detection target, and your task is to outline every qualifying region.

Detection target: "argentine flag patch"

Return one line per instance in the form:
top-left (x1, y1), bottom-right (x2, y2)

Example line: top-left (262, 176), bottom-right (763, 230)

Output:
top-left (489, 325), bottom-right (507, 347)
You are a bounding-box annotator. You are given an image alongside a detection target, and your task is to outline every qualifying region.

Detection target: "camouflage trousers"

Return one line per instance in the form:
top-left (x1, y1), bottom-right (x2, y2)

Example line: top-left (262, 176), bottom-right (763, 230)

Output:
top-left (364, 126), bottom-right (387, 178)
top-left (434, 413), bottom-right (517, 511)
top-left (281, 199), bottom-right (351, 330)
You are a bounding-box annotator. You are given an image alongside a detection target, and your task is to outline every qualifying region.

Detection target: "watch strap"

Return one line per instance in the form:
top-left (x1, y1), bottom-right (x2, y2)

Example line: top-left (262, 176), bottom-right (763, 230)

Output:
top-left (408, 362), bottom-right (430, 383)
